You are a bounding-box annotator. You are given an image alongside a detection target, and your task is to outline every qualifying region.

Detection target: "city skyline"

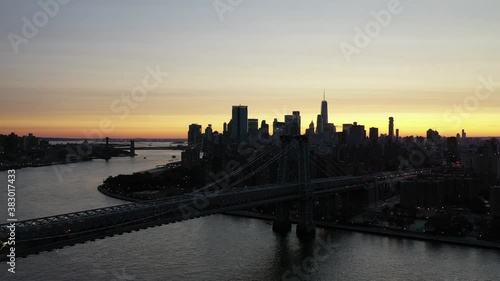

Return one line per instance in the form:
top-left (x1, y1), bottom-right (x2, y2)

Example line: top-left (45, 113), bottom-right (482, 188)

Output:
top-left (1, 0), bottom-right (499, 138)
top-left (1, 94), bottom-right (497, 140)
top-left (1, 2), bottom-right (500, 279)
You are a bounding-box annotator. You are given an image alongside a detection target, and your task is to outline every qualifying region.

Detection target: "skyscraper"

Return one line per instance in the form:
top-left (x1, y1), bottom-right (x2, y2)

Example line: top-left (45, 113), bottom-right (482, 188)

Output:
top-left (306, 121), bottom-right (315, 136)
top-left (188, 124), bottom-right (202, 147)
top-left (293, 111), bottom-right (301, 135)
top-left (248, 119), bottom-right (259, 135)
top-left (348, 122), bottom-right (366, 146)
top-left (342, 124), bottom-right (352, 134)
top-left (284, 115), bottom-right (293, 132)
top-left (321, 91), bottom-right (328, 127)
top-left (260, 120), bottom-right (269, 135)
top-left (426, 129), bottom-right (440, 141)
top-left (447, 137), bottom-right (459, 163)
top-left (369, 127), bottom-right (379, 142)
top-left (273, 118), bottom-right (285, 136)
top-left (231, 105), bottom-right (248, 143)
top-left (388, 117), bottom-right (394, 142)
top-left (204, 124), bottom-right (213, 142)
top-left (284, 112), bottom-right (300, 136)
top-left (316, 114), bottom-right (324, 134)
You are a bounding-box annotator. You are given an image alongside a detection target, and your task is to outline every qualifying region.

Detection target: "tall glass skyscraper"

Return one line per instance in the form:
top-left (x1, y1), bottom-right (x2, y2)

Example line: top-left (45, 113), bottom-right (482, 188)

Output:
top-left (321, 94), bottom-right (328, 125)
top-left (231, 105), bottom-right (248, 143)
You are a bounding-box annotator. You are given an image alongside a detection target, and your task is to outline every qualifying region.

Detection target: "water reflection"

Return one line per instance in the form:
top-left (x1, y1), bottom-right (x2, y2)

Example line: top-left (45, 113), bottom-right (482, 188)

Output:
top-left (1, 156), bottom-right (500, 280)
top-left (269, 228), bottom-right (340, 281)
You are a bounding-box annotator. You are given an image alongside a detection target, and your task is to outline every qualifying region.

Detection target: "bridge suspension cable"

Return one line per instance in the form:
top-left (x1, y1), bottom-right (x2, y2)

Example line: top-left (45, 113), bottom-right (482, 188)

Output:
top-left (309, 156), bottom-right (335, 178)
top-left (309, 153), bottom-right (350, 177)
top-left (192, 139), bottom-right (300, 194)
top-left (328, 159), bottom-right (349, 176)
top-left (225, 139), bottom-right (300, 190)
top-left (190, 141), bottom-right (286, 194)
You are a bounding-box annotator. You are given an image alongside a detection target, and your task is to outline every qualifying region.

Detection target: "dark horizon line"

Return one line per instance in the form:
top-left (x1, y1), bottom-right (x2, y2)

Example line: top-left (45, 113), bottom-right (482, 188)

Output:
top-left (4, 134), bottom-right (500, 141)
top-left (39, 137), bottom-right (188, 141)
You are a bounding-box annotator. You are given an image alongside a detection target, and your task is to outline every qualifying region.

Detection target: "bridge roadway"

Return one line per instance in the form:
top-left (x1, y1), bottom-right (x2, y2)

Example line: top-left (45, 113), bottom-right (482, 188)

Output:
top-left (0, 170), bottom-right (428, 260)
top-left (117, 146), bottom-right (187, 150)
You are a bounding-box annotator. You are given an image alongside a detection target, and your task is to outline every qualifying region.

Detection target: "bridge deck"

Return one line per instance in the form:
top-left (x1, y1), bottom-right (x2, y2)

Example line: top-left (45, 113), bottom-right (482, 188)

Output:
top-left (0, 170), bottom-right (426, 260)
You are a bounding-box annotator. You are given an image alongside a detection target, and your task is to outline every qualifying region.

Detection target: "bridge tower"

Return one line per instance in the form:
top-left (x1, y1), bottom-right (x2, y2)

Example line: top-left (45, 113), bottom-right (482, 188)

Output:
top-left (104, 137), bottom-right (111, 160)
top-left (273, 136), bottom-right (315, 238)
top-left (130, 140), bottom-right (135, 157)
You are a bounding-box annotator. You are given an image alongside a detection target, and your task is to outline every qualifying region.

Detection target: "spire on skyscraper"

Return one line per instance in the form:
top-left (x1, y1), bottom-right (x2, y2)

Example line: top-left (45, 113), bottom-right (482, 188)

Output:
top-left (321, 91), bottom-right (328, 127)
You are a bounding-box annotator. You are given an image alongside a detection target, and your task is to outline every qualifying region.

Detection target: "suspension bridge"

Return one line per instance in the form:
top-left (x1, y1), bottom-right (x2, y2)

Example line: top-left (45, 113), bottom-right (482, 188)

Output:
top-left (0, 136), bottom-right (427, 260)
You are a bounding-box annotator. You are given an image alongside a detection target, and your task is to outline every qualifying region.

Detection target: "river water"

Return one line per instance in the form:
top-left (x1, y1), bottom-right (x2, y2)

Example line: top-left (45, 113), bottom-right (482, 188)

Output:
top-left (0, 150), bottom-right (499, 281)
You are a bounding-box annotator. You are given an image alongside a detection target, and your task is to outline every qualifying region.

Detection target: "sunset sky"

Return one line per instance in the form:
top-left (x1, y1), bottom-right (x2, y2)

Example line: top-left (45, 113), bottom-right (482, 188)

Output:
top-left (1, 0), bottom-right (499, 138)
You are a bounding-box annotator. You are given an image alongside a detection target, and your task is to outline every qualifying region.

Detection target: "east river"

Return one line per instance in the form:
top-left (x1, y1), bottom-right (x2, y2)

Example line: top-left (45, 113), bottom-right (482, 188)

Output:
top-left (1, 149), bottom-right (499, 280)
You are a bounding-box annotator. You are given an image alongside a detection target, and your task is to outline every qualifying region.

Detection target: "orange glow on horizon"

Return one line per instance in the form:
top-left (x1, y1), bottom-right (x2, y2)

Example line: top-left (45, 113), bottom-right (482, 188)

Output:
top-left (2, 111), bottom-right (498, 139)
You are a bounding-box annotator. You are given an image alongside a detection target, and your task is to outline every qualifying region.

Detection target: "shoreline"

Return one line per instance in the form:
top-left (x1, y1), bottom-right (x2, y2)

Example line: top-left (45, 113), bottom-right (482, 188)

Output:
top-left (225, 210), bottom-right (500, 250)
top-left (137, 161), bottom-right (181, 175)
top-left (96, 161), bottom-right (182, 201)
top-left (0, 159), bottom-right (93, 172)
top-left (97, 185), bottom-right (145, 202)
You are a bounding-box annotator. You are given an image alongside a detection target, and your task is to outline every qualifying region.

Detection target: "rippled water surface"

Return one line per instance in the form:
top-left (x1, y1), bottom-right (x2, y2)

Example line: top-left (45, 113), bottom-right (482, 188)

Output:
top-left (1, 150), bottom-right (499, 280)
